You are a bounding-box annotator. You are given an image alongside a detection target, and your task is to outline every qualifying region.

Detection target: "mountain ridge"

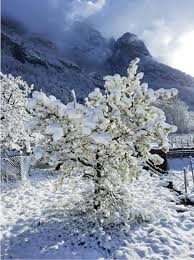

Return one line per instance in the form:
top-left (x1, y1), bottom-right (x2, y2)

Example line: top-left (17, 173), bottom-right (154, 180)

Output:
top-left (1, 17), bottom-right (194, 109)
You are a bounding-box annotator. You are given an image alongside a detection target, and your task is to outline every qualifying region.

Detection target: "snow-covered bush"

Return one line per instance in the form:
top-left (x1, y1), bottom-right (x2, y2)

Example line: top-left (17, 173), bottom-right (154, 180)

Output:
top-left (0, 73), bottom-right (33, 152)
top-left (28, 58), bottom-right (177, 220)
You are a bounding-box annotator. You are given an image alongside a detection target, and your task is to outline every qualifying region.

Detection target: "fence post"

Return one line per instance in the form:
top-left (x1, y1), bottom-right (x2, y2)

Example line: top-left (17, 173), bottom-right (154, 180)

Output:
top-left (21, 156), bottom-right (27, 181)
top-left (189, 156), bottom-right (194, 185)
top-left (21, 156), bottom-right (31, 181)
top-left (184, 168), bottom-right (187, 196)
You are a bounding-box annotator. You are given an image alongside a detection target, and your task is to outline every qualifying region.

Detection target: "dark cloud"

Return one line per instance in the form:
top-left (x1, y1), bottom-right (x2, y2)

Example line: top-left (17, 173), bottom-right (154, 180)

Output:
top-left (1, 0), bottom-right (105, 37)
top-left (1, 0), bottom-right (72, 39)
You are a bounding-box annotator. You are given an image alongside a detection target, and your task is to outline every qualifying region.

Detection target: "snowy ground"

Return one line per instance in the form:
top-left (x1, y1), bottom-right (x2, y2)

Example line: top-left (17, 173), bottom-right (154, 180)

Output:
top-left (1, 169), bottom-right (194, 260)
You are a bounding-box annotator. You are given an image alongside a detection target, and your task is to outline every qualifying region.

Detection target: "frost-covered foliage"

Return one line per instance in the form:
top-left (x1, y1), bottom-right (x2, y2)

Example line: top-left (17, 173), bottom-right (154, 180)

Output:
top-left (0, 73), bottom-right (33, 152)
top-left (156, 98), bottom-right (194, 133)
top-left (28, 58), bottom-right (177, 219)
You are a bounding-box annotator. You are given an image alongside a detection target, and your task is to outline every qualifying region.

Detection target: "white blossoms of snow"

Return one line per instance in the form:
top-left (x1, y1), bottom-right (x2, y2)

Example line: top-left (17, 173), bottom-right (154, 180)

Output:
top-left (25, 57), bottom-right (177, 215)
top-left (28, 91), bottom-right (66, 118)
top-left (0, 73), bottom-right (33, 152)
top-left (91, 132), bottom-right (112, 146)
top-left (45, 124), bottom-right (64, 142)
top-left (0, 58), bottom-right (178, 218)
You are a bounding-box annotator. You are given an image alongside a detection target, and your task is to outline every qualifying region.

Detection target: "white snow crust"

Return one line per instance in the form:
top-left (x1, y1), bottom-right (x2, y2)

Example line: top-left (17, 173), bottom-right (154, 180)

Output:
top-left (1, 169), bottom-right (194, 259)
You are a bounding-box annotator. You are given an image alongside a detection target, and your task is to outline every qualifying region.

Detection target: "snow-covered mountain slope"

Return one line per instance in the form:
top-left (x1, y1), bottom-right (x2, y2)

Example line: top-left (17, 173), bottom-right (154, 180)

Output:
top-left (1, 18), bottom-right (104, 103)
top-left (1, 17), bottom-right (194, 108)
top-left (110, 32), bottom-right (194, 110)
top-left (62, 21), bottom-right (114, 74)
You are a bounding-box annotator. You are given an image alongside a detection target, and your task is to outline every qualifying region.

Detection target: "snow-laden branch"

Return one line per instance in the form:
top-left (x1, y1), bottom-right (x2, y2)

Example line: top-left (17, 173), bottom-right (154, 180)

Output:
top-left (26, 57), bottom-right (177, 215)
top-left (0, 73), bottom-right (34, 152)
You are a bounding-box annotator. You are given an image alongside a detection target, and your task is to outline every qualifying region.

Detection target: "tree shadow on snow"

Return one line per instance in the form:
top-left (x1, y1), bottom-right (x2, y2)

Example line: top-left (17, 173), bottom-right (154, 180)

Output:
top-left (1, 205), bottom-right (134, 260)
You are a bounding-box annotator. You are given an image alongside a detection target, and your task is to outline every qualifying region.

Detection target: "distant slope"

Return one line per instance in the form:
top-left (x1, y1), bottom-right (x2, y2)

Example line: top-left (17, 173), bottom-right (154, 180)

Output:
top-left (1, 18), bottom-right (104, 103)
top-left (1, 17), bottom-right (194, 109)
top-left (110, 33), bottom-right (194, 109)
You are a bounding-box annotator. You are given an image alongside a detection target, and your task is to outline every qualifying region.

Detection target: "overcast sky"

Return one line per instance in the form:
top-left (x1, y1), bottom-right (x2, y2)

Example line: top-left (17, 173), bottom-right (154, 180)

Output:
top-left (2, 0), bottom-right (194, 76)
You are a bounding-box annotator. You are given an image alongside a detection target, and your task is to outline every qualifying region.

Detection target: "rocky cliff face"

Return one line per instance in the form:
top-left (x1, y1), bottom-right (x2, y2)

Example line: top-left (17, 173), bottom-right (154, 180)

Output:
top-left (1, 18), bottom-right (104, 103)
top-left (1, 17), bottom-right (194, 108)
top-left (110, 33), bottom-right (194, 109)
top-left (62, 21), bottom-right (114, 74)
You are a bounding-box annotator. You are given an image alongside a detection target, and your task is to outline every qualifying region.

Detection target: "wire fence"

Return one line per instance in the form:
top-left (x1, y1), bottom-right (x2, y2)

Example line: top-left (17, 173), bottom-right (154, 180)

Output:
top-left (0, 155), bottom-right (31, 182)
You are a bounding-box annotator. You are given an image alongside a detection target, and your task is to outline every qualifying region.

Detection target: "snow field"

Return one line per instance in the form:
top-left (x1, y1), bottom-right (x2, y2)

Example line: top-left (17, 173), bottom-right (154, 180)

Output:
top-left (1, 170), bottom-right (194, 259)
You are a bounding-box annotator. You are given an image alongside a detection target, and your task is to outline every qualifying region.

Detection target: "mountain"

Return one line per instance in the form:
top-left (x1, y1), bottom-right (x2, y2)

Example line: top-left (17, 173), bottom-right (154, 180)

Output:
top-left (110, 33), bottom-right (194, 109)
top-left (62, 21), bottom-right (114, 74)
top-left (1, 17), bottom-right (194, 109)
top-left (1, 17), bottom-right (105, 103)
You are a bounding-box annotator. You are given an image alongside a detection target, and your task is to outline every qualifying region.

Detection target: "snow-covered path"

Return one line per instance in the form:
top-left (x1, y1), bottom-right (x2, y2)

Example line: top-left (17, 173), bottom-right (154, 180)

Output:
top-left (1, 170), bottom-right (194, 259)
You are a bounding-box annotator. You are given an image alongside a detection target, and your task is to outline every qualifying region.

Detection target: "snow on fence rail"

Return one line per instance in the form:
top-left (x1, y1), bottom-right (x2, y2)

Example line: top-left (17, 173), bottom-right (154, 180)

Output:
top-left (169, 134), bottom-right (194, 149)
top-left (0, 155), bottom-right (31, 182)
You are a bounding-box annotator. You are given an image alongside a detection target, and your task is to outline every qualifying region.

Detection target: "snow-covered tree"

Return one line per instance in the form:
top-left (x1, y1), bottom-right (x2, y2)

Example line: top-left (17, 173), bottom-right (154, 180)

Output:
top-left (0, 73), bottom-right (33, 152)
top-left (28, 58), bottom-right (177, 218)
top-left (156, 98), bottom-right (194, 133)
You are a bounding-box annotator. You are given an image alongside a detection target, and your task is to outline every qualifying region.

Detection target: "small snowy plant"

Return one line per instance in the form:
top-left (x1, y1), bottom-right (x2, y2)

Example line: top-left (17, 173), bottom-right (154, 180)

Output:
top-left (28, 58), bottom-right (177, 220)
top-left (0, 73), bottom-right (33, 152)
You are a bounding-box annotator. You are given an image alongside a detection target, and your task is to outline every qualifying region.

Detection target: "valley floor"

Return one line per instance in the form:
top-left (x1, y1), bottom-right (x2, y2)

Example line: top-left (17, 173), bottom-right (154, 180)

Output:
top-left (1, 169), bottom-right (194, 260)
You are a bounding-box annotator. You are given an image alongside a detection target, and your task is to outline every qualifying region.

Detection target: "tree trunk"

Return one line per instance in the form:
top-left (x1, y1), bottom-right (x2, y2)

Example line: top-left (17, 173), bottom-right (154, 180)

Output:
top-left (94, 150), bottom-right (102, 210)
